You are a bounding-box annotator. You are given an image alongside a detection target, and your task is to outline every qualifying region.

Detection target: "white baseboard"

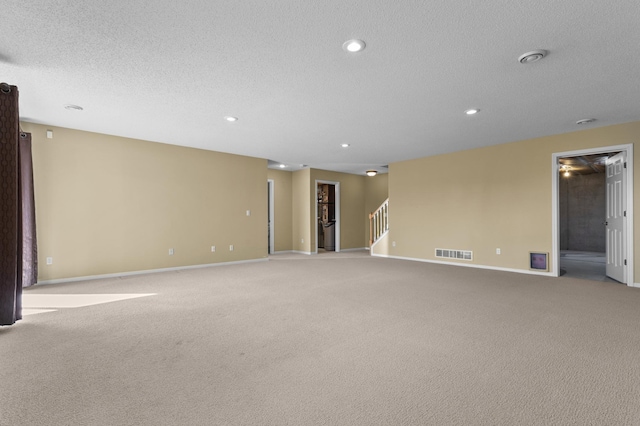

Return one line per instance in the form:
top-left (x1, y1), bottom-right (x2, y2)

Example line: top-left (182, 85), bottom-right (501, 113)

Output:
top-left (630, 282), bottom-right (640, 288)
top-left (340, 247), bottom-right (368, 252)
top-left (371, 253), bottom-right (556, 277)
top-left (271, 250), bottom-right (294, 254)
top-left (36, 258), bottom-right (269, 286)
top-left (292, 250), bottom-right (313, 255)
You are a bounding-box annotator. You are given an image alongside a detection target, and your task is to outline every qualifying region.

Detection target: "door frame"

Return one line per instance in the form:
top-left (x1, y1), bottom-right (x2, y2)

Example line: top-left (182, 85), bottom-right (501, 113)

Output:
top-left (267, 179), bottom-right (275, 254)
top-left (315, 180), bottom-right (340, 253)
top-left (551, 143), bottom-right (634, 286)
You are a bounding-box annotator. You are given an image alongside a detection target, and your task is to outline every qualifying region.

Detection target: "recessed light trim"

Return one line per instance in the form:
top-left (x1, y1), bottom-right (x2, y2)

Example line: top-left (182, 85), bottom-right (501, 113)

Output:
top-left (366, 170), bottom-right (377, 177)
top-left (342, 39), bottom-right (366, 53)
top-left (279, 164), bottom-right (286, 168)
top-left (518, 50), bottom-right (548, 64)
top-left (224, 116), bottom-right (238, 122)
top-left (341, 143), bottom-right (350, 148)
top-left (64, 104), bottom-right (83, 111)
top-left (465, 109), bottom-right (479, 115)
top-left (576, 118), bottom-right (596, 125)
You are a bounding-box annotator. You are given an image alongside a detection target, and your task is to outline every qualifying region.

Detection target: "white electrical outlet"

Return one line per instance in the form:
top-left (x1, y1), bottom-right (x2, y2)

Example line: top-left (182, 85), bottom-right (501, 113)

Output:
top-left (169, 248), bottom-right (174, 255)
top-left (229, 245), bottom-right (234, 251)
top-left (246, 210), bottom-right (251, 216)
top-left (211, 245), bottom-right (216, 252)
top-left (46, 257), bottom-right (53, 265)
top-left (46, 130), bottom-right (53, 139)
top-left (496, 248), bottom-right (501, 255)
top-left (301, 239), bottom-right (304, 244)
top-left (392, 241), bottom-right (396, 247)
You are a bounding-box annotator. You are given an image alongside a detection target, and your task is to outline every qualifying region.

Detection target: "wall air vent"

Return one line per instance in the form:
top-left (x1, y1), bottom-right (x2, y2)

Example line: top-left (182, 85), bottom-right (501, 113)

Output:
top-left (435, 248), bottom-right (473, 261)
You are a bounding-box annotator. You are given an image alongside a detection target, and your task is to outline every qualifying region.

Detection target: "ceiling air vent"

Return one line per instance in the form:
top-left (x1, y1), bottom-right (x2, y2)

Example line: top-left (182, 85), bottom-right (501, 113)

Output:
top-left (435, 248), bottom-right (473, 261)
top-left (576, 118), bottom-right (596, 125)
top-left (518, 50), bottom-right (547, 64)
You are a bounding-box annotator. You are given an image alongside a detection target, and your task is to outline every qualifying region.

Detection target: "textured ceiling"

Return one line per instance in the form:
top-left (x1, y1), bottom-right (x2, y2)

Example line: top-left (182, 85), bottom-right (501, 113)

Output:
top-left (2, 1), bottom-right (640, 175)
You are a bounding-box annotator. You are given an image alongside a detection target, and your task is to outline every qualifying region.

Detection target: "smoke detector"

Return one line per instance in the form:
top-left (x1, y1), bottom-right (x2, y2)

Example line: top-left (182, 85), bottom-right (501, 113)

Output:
top-left (518, 50), bottom-right (547, 64)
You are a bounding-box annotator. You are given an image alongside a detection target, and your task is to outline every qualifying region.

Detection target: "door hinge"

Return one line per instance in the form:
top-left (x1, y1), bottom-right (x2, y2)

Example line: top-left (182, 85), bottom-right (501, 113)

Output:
top-left (624, 162), bottom-right (627, 168)
top-left (624, 211), bottom-right (627, 217)
top-left (624, 259), bottom-right (627, 266)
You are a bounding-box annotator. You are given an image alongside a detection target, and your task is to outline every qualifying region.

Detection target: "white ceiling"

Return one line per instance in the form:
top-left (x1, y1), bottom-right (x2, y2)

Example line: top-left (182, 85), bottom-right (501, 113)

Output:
top-left (3, 1), bottom-right (640, 175)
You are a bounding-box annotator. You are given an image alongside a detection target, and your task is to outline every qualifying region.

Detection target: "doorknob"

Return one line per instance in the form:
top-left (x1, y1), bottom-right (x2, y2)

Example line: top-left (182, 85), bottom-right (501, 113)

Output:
top-left (604, 221), bottom-right (608, 225)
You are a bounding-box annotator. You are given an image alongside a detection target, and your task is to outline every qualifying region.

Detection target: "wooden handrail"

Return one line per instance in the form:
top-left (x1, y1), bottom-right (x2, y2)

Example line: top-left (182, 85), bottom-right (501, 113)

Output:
top-left (370, 198), bottom-right (389, 218)
top-left (369, 198), bottom-right (389, 247)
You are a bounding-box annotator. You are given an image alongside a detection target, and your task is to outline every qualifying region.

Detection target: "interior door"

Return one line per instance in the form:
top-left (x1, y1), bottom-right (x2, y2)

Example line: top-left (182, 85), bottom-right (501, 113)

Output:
top-left (605, 152), bottom-right (626, 282)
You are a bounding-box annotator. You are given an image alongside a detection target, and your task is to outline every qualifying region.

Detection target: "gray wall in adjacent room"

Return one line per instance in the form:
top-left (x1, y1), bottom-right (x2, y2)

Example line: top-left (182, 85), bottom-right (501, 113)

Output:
top-left (559, 173), bottom-right (606, 252)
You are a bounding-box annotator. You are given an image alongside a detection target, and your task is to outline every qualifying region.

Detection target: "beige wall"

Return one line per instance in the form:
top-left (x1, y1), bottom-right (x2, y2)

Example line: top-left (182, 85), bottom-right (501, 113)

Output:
top-left (308, 169), bottom-right (367, 251)
top-left (388, 121), bottom-right (640, 280)
top-left (292, 169), bottom-right (311, 253)
top-left (364, 174), bottom-right (389, 247)
top-left (29, 119), bottom-right (636, 282)
top-left (24, 123), bottom-right (268, 281)
top-left (267, 169), bottom-right (293, 252)
top-left (286, 168), bottom-right (382, 253)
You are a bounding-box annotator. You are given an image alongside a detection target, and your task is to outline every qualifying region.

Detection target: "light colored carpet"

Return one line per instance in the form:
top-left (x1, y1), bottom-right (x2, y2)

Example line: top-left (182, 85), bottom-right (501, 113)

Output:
top-left (2, 253), bottom-right (640, 425)
top-left (23, 293), bottom-right (156, 309)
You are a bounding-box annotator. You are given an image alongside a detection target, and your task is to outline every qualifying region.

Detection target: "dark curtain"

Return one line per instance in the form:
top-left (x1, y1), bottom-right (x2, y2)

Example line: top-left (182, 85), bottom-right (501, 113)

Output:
top-left (0, 82), bottom-right (32, 326)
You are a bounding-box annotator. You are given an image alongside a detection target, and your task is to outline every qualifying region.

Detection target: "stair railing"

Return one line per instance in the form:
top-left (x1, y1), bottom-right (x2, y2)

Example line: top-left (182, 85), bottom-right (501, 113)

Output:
top-left (369, 198), bottom-right (389, 247)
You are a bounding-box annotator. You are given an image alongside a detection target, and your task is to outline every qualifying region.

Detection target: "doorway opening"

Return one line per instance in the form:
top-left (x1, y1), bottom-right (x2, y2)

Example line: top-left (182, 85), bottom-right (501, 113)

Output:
top-left (552, 144), bottom-right (634, 286)
top-left (315, 180), bottom-right (340, 253)
top-left (267, 179), bottom-right (274, 254)
top-left (558, 152), bottom-right (618, 282)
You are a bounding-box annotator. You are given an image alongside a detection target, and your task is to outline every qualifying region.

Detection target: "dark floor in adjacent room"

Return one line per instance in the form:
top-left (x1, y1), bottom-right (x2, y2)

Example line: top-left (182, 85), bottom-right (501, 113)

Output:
top-left (559, 250), bottom-right (620, 283)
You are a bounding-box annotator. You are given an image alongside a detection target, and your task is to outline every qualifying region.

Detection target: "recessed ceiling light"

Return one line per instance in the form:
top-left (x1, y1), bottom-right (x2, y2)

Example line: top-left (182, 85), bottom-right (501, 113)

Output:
top-left (366, 170), bottom-right (377, 177)
top-left (64, 104), bottom-right (83, 111)
top-left (465, 109), bottom-right (479, 115)
top-left (224, 116), bottom-right (238, 122)
top-left (279, 164), bottom-right (286, 168)
top-left (341, 143), bottom-right (350, 148)
top-left (576, 118), bottom-right (596, 125)
top-left (518, 50), bottom-right (548, 64)
top-left (342, 39), bottom-right (366, 53)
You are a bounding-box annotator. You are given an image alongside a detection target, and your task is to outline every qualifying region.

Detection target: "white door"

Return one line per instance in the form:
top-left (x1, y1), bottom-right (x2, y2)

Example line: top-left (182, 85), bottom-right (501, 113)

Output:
top-left (605, 152), bottom-right (626, 282)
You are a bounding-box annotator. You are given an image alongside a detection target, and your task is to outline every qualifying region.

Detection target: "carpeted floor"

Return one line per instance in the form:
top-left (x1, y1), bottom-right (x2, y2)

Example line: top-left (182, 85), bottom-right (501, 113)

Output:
top-left (2, 252), bottom-right (640, 425)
